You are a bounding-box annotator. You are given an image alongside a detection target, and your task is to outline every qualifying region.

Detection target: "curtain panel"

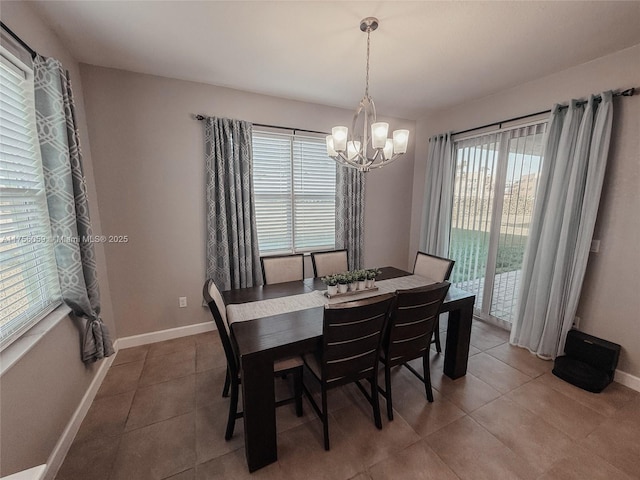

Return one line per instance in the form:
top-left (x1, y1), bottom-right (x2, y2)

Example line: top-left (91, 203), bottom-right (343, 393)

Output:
top-left (510, 92), bottom-right (614, 358)
top-left (335, 166), bottom-right (365, 271)
top-left (420, 133), bottom-right (454, 257)
top-left (204, 117), bottom-right (262, 290)
top-left (34, 55), bottom-right (114, 363)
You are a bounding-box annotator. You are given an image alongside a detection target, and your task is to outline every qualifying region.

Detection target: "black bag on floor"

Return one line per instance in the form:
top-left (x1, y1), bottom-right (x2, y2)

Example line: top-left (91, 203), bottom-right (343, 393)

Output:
top-left (552, 330), bottom-right (621, 393)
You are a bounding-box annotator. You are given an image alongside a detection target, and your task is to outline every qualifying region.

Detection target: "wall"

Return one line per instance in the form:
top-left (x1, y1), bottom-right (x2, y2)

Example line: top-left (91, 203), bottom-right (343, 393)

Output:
top-left (0, 2), bottom-right (117, 477)
top-left (79, 65), bottom-right (416, 338)
top-left (410, 45), bottom-right (640, 377)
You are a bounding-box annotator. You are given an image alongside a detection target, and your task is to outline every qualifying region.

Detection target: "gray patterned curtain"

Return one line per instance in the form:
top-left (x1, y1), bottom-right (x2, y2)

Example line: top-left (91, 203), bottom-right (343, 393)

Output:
top-left (335, 166), bottom-right (365, 270)
top-left (33, 55), bottom-right (114, 363)
top-left (204, 117), bottom-right (262, 290)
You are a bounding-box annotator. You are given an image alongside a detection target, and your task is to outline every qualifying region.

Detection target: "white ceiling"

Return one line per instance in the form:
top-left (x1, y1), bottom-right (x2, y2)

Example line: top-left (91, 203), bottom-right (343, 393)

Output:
top-left (28, 1), bottom-right (640, 120)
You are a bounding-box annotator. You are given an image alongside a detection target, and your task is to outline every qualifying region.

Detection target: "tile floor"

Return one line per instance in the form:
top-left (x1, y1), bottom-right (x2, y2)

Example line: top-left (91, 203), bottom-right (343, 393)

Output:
top-left (55, 320), bottom-right (640, 480)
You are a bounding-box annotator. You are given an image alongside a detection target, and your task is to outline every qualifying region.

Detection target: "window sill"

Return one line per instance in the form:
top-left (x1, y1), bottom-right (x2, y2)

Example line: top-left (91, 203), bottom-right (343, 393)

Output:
top-left (0, 303), bottom-right (72, 377)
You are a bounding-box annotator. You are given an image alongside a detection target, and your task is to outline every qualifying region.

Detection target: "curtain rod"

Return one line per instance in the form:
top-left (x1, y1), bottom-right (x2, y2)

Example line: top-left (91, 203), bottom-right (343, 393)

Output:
top-left (452, 87), bottom-right (636, 137)
top-left (194, 115), bottom-right (328, 136)
top-left (1, 21), bottom-right (37, 59)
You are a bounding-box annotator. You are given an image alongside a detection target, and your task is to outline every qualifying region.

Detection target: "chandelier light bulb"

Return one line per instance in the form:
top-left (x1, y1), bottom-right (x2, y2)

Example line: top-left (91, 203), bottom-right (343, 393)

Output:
top-left (326, 135), bottom-right (337, 157)
top-left (383, 138), bottom-right (394, 159)
top-left (371, 122), bottom-right (389, 149)
top-left (332, 126), bottom-right (348, 152)
top-left (347, 141), bottom-right (361, 160)
top-left (393, 129), bottom-right (409, 154)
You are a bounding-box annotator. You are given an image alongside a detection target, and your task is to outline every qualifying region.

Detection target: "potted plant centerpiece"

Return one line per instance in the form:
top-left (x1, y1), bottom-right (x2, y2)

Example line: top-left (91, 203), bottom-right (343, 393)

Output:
top-left (347, 271), bottom-right (358, 291)
top-left (356, 269), bottom-right (367, 290)
top-left (366, 268), bottom-right (381, 288)
top-left (322, 275), bottom-right (339, 296)
top-left (336, 273), bottom-right (349, 294)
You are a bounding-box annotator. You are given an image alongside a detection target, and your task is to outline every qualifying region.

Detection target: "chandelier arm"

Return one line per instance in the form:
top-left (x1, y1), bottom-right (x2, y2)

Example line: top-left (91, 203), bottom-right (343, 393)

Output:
top-left (332, 152), bottom-right (362, 170)
top-left (368, 153), bottom-right (402, 170)
top-left (332, 154), bottom-right (348, 166)
top-left (345, 157), bottom-right (367, 170)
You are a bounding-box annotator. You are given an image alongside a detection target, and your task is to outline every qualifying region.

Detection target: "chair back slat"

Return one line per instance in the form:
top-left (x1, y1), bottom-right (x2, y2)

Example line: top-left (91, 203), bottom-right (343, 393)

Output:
top-left (324, 313), bottom-right (384, 345)
top-left (413, 251), bottom-right (455, 282)
top-left (385, 283), bottom-right (451, 368)
top-left (261, 253), bottom-right (304, 284)
top-left (321, 293), bottom-right (394, 384)
top-left (203, 279), bottom-right (238, 374)
top-left (324, 329), bottom-right (381, 364)
top-left (311, 249), bottom-right (348, 277)
top-left (325, 351), bottom-right (379, 383)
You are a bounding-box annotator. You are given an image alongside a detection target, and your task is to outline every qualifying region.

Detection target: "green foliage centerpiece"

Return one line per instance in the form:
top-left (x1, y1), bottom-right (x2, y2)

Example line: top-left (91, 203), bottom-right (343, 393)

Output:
top-left (322, 268), bottom-right (381, 297)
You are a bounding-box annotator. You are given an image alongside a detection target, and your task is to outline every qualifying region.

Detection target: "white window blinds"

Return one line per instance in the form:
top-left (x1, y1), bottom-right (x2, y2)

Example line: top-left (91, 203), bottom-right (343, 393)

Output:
top-left (0, 49), bottom-right (61, 350)
top-left (253, 131), bottom-right (336, 254)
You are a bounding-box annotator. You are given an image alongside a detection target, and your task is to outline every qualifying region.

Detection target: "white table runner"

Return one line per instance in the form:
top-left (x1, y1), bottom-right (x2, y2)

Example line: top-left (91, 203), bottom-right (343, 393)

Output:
top-left (226, 274), bottom-right (436, 324)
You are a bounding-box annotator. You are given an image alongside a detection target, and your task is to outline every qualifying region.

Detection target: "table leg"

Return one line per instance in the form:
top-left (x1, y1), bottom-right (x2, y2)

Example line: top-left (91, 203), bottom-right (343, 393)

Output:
top-left (240, 352), bottom-right (277, 472)
top-left (443, 300), bottom-right (474, 379)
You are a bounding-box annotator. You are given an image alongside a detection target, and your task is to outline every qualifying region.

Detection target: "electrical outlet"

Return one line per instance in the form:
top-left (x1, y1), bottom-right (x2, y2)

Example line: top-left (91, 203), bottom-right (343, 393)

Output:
top-left (179, 296), bottom-right (187, 308)
top-left (590, 239), bottom-right (600, 253)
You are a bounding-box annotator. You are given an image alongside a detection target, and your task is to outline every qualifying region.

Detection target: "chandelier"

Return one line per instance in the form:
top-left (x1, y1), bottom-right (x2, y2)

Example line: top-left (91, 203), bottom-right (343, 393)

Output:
top-left (326, 17), bottom-right (409, 172)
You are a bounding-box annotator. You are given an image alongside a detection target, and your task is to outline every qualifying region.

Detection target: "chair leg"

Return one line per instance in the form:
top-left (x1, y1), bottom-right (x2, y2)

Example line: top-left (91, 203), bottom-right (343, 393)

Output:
top-left (294, 367), bottom-right (303, 417)
top-left (371, 375), bottom-right (382, 430)
top-left (385, 363), bottom-right (394, 421)
top-left (222, 366), bottom-right (231, 398)
top-left (322, 387), bottom-right (330, 451)
top-left (422, 351), bottom-right (434, 403)
top-left (434, 318), bottom-right (442, 353)
top-left (225, 379), bottom-right (239, 440)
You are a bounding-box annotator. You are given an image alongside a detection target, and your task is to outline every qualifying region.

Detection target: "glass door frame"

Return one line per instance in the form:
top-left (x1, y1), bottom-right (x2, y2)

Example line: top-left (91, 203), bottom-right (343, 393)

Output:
top-left (451, 119), bottom-right (547, 329)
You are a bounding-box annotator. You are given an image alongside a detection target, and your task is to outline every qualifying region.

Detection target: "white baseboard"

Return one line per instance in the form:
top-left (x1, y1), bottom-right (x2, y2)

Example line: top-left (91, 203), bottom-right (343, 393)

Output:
top-left (42, 346), bottom-right (117, 480)
top-left (615, 369), bottom-right (640, 392)
top-left (1, 465), bottom-right (46, 480)
top-left (117, 321), bottom-right (216, 349)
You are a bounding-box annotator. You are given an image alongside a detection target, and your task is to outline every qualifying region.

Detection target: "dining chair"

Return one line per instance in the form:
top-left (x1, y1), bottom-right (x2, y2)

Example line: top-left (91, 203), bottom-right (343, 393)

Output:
top-left (302, 293), bottom-right (395, 450)
top-left (412, 251), bottom-right (455, 353)
top-left (310, 249), bottom-right (348, 277)
top-left (203, 279), bottom-right (304, 440)
top-left (379, 282), bottom-right (451, 420)
top-left (260, 253), bottom-right (305, 285)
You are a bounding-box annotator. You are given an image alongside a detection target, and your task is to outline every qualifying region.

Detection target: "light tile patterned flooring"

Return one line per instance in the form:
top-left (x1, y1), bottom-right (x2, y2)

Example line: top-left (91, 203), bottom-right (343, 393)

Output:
top-left (56, 319), bottom-right (640, 480)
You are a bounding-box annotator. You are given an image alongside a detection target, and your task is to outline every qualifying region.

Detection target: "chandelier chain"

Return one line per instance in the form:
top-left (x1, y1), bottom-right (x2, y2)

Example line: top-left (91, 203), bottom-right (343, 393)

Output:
top-left (365, 27), bottom-right (371, 98)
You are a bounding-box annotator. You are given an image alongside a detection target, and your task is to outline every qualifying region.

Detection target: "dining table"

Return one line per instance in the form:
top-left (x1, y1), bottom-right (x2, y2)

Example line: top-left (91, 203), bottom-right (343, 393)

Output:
top-left (221, 266), bottom-right (475, 472)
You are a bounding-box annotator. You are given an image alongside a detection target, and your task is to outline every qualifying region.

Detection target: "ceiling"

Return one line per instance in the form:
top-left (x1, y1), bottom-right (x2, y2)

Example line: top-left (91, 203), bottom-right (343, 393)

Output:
top-left (28, 1), bottom-right (640, 120)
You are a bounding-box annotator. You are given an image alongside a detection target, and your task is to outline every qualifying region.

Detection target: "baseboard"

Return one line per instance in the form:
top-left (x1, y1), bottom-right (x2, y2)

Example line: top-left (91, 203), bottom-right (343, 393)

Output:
top-left (1, 465), bottom-right (46, 480)
top-left (614, 369), bottom-right (640, 392)
top-left (117, 321), bottom-right (216, 349)
top-left (42, 345), bottom-right (117, 480)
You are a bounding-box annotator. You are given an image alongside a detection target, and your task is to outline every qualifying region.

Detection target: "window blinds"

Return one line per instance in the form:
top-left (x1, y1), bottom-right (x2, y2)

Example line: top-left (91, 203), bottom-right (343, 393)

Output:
top-left (253, 131), bottom-right (336, 254)
top-left (0, 50), bottom-right (61, 350)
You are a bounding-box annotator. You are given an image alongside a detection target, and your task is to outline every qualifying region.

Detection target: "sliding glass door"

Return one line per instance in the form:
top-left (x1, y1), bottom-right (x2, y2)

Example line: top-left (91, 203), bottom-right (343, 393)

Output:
top-left (449, 123), bottom-right (546, 326)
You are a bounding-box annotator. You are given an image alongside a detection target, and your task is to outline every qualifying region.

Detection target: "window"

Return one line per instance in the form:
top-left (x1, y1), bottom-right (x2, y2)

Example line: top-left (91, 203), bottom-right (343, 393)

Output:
top-left (252, 130), bottom-right (336, 254)
top-left (449, 122), bottom-right (546, 325)
top-left (0, 48), bottom-right (61, 350)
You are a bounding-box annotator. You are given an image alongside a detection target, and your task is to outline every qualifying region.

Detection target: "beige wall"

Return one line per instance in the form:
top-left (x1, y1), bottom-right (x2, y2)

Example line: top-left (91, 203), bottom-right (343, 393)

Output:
top-left (79, 65), bottom-right (416, 338)
top-left (410, 45), bottom-right (640, 377)
top-left (0, 1), bottom-right (116, 476)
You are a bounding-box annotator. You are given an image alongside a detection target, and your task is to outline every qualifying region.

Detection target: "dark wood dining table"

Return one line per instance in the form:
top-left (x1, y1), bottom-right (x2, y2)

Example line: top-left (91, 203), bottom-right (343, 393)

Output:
top-left (222, 266), bottom-right (475, 472)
